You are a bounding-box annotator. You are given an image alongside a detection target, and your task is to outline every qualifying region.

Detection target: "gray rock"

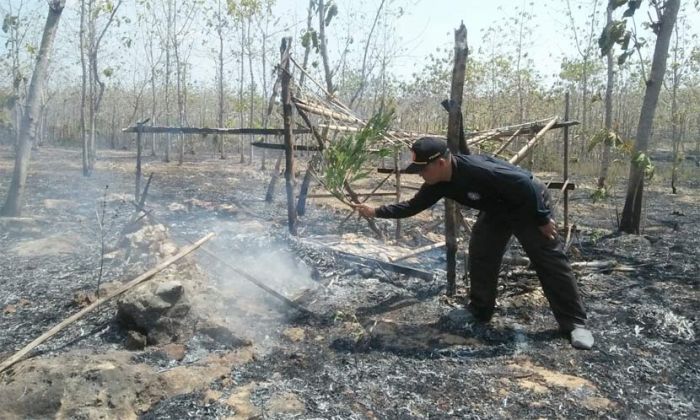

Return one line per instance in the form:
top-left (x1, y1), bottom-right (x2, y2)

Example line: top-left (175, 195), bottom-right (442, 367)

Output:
top-left (155, 280), bottom-right (184, 304)
top-left (117, 281), bottom-right (193, 346)
top-left (125, 330), bottom-right (147, 350)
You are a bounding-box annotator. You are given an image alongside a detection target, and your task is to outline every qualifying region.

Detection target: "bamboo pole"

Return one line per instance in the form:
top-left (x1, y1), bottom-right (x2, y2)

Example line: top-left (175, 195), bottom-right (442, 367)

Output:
top-left (493, 128), bottom-right (522, 158)
top-left (306, 192), bottom-right (397, 199)
top-left (0, 232), bottom-right (215, 374)
top-left (389, 241), bottom-right (446, 262)
top-left (508, 116), bottom-right (558, 165)
top-left (292, 98), bottom-right (363, 125)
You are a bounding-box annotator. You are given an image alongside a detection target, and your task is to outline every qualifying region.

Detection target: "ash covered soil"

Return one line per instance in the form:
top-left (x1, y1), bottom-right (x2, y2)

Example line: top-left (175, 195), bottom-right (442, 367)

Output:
top-left (0, 146), bottom-right (698, 419)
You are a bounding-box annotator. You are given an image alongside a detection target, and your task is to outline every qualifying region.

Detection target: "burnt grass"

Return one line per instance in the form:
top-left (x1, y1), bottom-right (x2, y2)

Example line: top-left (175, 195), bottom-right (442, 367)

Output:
top-left (1, 146), bottom-right (698, 419)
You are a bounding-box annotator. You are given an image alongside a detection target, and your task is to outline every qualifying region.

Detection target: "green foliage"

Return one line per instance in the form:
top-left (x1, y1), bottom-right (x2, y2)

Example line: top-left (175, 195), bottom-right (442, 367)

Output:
top-left (589, 228), bottom-right (609, 244)
top-left (587, 128), bottom-right (631, 153)
top-left (2, 15), bottom-right (18, 34)
top-left (598, 0), bottom-right (647, 65)
top-left (227, 0), bottom-right (263, 19)
top-left (632, 151), bottom-right (655, 179)
top-left (590, 186), bottom-right (611, 202)
top-left (324, 2), bottom-right (338, 27)
top-left (301, 29), bottom-right (319, 53)
top-left (320, 110), bottom-right (393, 203)
top-left (598, 20), bottom-right (628, 57)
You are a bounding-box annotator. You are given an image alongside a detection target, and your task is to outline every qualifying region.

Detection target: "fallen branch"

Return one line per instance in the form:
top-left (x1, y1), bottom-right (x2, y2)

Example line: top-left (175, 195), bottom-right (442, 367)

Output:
top-left (198, 246), bottom-right (312, 316)
top-left (0, 232), bottom-right (215, 374)
top-left (306, 192), bottom-right (397, 199)
top-left (389, 241), bottom-right (446, 262)
top-left (571, 260), bottom-right (617, 270)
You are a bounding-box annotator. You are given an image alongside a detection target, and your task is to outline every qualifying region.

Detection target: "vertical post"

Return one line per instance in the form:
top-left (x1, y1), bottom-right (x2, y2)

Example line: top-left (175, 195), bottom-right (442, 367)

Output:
top-left (445, 22), bottom-right (468, 297)
top-left (564, 92), bottom-right (570, 231)
top-left (393, 150), bottom-right (402, 241)
top-left (280, 37), bottom-right (297, 235)
top-left (135, 122), bottom-right (143, 203)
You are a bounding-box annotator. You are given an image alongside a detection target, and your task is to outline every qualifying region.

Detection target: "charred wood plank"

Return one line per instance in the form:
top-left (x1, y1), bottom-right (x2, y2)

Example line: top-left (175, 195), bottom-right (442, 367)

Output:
top-left (252, 141), bottom-right (320, 151)
top-left (545, 181), bottom-right (576, 191)
top-left (122, 126), bottom-right (311, 136)
top-left (332, 249), bottom-right (434, 281)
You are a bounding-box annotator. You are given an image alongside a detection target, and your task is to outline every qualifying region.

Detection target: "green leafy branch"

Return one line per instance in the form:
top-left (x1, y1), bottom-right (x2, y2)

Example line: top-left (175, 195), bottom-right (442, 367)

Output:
top-left (598, 0), bottom-right (647, 66)
top-left (318, 110), bottom-right (394, 206)
top-left (632, 151), bottom-right (655, 179)
top-left (587, 128), bottom-right (632, 153)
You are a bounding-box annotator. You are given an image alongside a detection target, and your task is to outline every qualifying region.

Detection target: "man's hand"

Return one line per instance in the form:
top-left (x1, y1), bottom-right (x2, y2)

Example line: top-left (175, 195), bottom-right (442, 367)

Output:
top-left (353, 204), bottom-right (376, 218)
top-left (538, 218), bottom-right (557, 240)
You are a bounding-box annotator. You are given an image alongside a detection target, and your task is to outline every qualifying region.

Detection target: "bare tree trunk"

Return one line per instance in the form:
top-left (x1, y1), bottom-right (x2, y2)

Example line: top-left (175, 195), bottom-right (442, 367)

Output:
top-left (175, 52), bottom-right (184, 165)
top-left (669, 27), bottom-right (683, 194)
top-left (597, 3), bottom-right (614, 189)
top-left (280, 37), bottom-right (297, 235)
top-left (620, 0), bottom-right (680, 234)
top-left (79, 0), bottom-right (89, 176)
top-left (265, 154), bottom-right (283, 202)
top-left (147, 37), bottom-right (158, 156)
top-left (216, 0), bottom-right (225, 159)
top-left (671, 115), bottom-right (683, 194)
top-left (2, 0), bottom-right (66, 216)
top-left (348, 0), bottom-right (386, 108)
top-left (247, 16), bottom-right (255, 165)
top-left (258, 13), bottom-right (271, 170)
top-left (299, 0), bottom-right (314, 89)
top-left (163, 0), bottom-right (173, 163)
top-left (317, 0), bottom-right (334, 94)
top-left (239, 20), bottom-right (245, 163)
top-left (445, 23), bottom-right (468, 296)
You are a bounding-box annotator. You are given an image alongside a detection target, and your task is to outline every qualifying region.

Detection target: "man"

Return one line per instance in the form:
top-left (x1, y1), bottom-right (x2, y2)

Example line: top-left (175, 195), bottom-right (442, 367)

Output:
top-left (355, 137), bottom-right (594, 349)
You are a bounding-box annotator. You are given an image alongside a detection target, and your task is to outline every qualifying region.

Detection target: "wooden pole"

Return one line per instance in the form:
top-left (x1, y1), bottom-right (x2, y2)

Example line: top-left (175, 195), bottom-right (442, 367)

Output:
top-left (508, 116), bottom-right (558, 165)
top-left (0, 232), bottom-right (215, 374)
top-left (280, 37), bottom-right (297, 235)
top-left (564, 92), bottom-right (570, 231)
top-left (493, 128), bottom-right (521, 158)
top-left (444, 22), bottom-right (468, 297)
top-left (135, 122), bottom-right (143, 203)
top-left (389, 241), bottom-right (446, 262)
top-left (393, 149), bottom-right (402, 241)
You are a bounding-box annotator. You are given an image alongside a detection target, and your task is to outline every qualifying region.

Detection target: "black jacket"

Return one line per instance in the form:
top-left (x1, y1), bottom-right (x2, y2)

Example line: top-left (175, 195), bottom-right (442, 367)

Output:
top-left (376, 154), bottom-right (551, 225)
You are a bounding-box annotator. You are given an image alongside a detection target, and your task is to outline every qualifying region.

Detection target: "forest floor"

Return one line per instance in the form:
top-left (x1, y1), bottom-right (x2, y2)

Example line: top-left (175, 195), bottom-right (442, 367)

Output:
top-left (0, 145), bottom-right (697, 419)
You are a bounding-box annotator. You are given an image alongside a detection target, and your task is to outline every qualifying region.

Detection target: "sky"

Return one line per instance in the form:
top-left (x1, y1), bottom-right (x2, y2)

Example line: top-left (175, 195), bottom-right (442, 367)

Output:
top-left (1, 0), bottom-right (698, 89)
top-left (267, 0), bottom-right (699, 83)
top-left (268, 0), bottom-right (594, 81)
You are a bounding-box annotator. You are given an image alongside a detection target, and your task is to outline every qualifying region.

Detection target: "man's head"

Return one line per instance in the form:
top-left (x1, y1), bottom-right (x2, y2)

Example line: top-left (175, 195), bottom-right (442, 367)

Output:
top-left (405, 137), bottom-right (452, 184)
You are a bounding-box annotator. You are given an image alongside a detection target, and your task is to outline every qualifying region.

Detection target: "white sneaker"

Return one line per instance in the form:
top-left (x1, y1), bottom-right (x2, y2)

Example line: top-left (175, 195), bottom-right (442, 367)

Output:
top-left (570, 327), bottom-right (594, 350)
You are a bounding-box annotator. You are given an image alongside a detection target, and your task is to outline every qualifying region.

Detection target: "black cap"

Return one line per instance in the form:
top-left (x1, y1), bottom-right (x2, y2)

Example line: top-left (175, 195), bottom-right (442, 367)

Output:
top-left (404, 137), bottom-right (448, 174)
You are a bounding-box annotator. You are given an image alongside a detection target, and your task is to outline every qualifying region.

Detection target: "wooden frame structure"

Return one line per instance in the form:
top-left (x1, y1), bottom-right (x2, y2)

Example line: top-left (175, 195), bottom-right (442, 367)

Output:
top-left (121, 26), bottom-right (578, 296)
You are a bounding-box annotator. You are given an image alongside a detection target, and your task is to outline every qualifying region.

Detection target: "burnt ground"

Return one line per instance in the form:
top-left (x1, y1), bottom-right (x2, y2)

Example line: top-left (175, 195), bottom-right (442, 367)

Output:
top-left (0, 146), bottom-right (698, 419)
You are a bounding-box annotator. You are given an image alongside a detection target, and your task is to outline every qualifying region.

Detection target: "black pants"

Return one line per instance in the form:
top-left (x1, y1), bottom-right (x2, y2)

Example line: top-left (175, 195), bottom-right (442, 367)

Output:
top-left (467, 187), bottom-right (587, 332)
